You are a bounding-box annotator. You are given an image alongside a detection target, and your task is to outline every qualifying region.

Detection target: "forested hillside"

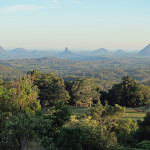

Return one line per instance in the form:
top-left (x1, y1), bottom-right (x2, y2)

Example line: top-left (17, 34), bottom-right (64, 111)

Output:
top-left (1, 56), bottom-right (150, 90)
top-left (0, 64), bottom-right (24, 81)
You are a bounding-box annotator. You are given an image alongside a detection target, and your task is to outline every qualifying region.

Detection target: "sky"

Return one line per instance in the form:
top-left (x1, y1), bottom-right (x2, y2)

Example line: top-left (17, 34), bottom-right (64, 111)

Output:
top-left (0, 0), bottom-right (150, 51)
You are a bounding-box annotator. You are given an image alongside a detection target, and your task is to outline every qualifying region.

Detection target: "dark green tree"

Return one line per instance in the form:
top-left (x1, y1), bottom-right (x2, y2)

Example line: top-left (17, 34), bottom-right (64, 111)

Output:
top-left (69, 78), bottom-right (99, 106)
top-left (11, 76), bottom-right (41, 114)
top-left (114, 119), bottom-right (138, 147)
top-left (0, 114), bottom-right (36, 150)
top-left (135, 112), bottom-right (150, 141)
top-left (29, 70), bottom-right (70, 107)
top-left (90, 102), bottom-right (126, 149)
top-left (34, 102), bottom-right (72, 150)
top-left (56, 127), bottom-right (88, 150)
top-left (103, 76), bottom-right (150, 107)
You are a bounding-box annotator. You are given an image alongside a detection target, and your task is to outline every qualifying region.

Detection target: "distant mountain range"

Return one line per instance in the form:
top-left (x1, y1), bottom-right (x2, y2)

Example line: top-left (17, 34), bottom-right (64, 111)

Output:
top-left (0, 47), bottom-right (59, 60)
top-left (0, 44), bottom-right (150, 60)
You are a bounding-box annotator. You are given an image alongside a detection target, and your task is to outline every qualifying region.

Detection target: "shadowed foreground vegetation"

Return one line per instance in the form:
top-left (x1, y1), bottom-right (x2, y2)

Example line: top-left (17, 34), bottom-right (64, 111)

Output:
top-left (0, 71), bottom-right (150, 150)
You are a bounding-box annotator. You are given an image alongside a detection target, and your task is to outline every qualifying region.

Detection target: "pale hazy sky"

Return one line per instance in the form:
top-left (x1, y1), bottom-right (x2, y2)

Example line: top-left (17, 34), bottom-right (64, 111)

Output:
top-left (0, 0), bottom-right (150, 51)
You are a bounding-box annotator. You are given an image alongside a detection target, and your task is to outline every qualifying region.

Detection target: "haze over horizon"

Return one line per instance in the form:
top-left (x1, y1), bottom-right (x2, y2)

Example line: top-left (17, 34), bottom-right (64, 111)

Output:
top-left (0, 0), bottom-right (150, 51)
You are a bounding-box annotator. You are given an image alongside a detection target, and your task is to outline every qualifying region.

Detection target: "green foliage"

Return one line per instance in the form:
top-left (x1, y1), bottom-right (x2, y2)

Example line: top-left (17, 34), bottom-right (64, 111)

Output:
top-left (103, 76), bottom-right (150, 107)
top-left (110, 146), bottom-right (138, 150)
top-left (91, 102), bottom-right (126, 125)
top-left (110, 140), bottom-right (150, 150)
top-left (90, 102), bottom-right (126, 149)
top-left (3, 56), bottom-right (150, 90)
top-left (2, 56), bottom-right (150, 91)
top-left (0, 81), bottom-right (15, 146)
top-left (1, 67), bottom-right (150, 150)
top-left (62, 103), bottom-right (125, 150)
top-left (0, 113), bottom-right (36, 150)
top-left (12, 76), bottom-right (41, 114)
top-left (136, 140), bottom-right (150, 149)
top-left (58, 117), bottom-right (100, 150)
top-left (0, 64), bottom-right (24, 81)
top-left (0, 82), bottom-right (13, 121)
top-left (67, 78), bottom-right (99, 106)
top-left (29, 70), bottom-right (70, 107)
top-left (0, 102), bottom-right (71, 150)
top-left (114, 119), bottom-right (138, 147)
top-left (0, 77), bottom-right (41, 150)
top-left (34, 102), bottom-right (71, 150)
top-left (0, 76), bottom-right (40, 116)
top-left (51, 101), bottom-right (72, 128)
top-left (135, 112), bottom-right (150, 141)
top-left (57, 127), bottom-right (88, 150)
top-left (34, 112), bottom-right (57, 150)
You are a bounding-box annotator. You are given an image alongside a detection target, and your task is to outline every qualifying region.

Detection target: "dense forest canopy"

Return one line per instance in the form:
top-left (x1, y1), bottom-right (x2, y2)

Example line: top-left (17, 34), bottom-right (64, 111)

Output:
top-left (0, 64), bottom-right (23, 81)
top-left (0, 70), bottom-right (150, 149)
top-left (100, 76), bottom-right (150, 107)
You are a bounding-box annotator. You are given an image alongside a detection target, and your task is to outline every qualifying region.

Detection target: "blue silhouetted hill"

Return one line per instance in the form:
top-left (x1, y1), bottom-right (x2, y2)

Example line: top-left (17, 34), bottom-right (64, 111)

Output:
top-left (138, 44), bottom-right (150, 56)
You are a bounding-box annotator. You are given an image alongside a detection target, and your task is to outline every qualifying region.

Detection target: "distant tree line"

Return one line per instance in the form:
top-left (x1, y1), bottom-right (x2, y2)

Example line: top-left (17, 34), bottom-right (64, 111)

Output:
top-left (1, 57), bottom-right (150, 91)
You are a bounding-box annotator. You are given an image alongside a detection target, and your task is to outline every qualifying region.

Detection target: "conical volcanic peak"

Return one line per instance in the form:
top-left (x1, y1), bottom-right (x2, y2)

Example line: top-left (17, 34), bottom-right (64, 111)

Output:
top-left (92, 48), bottom-right (111, 56)
top-left (115, 49), bottom-right (125, 53)
top-left (0, 46), bottom-right (5, 53)
top-left (138, 43), bottom-right (150, 56)
top-left (114, 49), bottom-right (126, 55)
top-left (63, 47), bottom-right (73, 55)
top-left (93, 48), bottom-right (108, 53)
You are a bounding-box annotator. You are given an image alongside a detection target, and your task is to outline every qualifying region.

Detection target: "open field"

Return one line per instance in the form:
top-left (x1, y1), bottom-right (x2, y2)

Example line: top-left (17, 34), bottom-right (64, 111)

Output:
top-left (70, 106), bottom-right (150, 120)
top-left (124, 108), bottom-right (146, 120)
top-left (43, 105), bottom-right (149, 120)
top-left (70, 106), bottom-right (91, 116)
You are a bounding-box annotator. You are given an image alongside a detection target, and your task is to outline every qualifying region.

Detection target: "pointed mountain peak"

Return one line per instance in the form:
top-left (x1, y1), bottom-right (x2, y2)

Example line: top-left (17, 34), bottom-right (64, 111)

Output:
top-left (65, 47), bottom-right (69, 52)
top-left (0, 46), bottom-right (5, 53)
top-left (114, 49), bottom-right (127, 56)
top-left (146, 43), bottom-right (150, 47)
top-left (138, 43), bottom-right (150, 56)
top-left (56, 47), bottom-right (76, 59)
top-left (115, 49), bottom-right (125, 53)
top-left (0, 46), bottom-right (4, 50)
top-left (62, 47), bottom-right (73, 55)
top-left (92, 48), bottom-right (111, 55)
top-left (94, 48), bottom-right (108, 52)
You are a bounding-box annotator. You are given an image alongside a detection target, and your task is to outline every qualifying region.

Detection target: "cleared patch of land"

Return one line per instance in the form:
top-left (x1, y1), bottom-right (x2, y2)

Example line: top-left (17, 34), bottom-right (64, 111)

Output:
top-left (43, 106), bottom-right (149, 120)
top-left (70, 106), bottom-right (150, 120)
top-left (124, 108), bottom-right (146, 120)
top-left (70, 106), bottom-right (91, 116)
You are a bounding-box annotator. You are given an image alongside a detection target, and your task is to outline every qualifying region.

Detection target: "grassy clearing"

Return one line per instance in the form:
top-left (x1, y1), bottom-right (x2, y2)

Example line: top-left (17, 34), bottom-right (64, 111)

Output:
top-left (124, 108), bottom-right (146, 120)
top-left (42, 105), bottom-right (149, 120)
top-left (70, 106), bottom-right (149, 120)
top-left (70, 106), bottom-right (91, 116)
top-left (145, 106), bottom-right (150, 112)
